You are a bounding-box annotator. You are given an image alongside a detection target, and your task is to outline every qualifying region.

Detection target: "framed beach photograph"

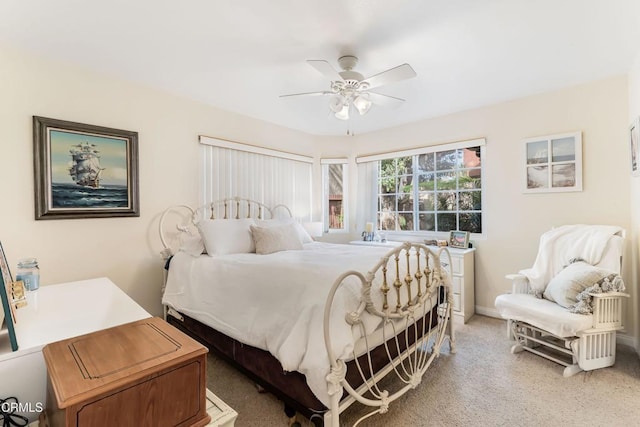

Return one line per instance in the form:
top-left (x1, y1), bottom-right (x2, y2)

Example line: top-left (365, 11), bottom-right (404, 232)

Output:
top-left (630, 118), bottom-right (639, 177)
top-left (523, 131), bottom-right (582, 193)
top-left (449, 231), bottom-right (469, 249)
top-left (33, 116), bottom-right (139, 219)
top-left (0, 241), bottom-right (18, 351)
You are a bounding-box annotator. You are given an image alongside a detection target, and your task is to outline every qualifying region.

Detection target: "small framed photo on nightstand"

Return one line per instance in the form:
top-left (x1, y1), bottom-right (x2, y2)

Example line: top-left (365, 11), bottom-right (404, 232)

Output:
top-left (449, 231), bottom-right (470, 249)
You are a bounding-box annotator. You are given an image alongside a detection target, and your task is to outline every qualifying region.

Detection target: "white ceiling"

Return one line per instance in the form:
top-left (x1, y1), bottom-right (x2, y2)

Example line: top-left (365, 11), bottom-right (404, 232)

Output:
top-left (2, 0), bottom-right (640, 136)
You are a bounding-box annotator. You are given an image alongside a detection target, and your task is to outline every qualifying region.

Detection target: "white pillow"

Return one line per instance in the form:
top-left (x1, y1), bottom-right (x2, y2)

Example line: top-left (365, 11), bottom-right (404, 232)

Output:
top-left (255, 218), bottom-right (313, 244)
top-left (250, 223), bottom-right (303, 255)
top-left (197, 218), bottom-right (256, 256)
top-left (179, 233), bottom-right (206, 257)
top-left (543, 261), bottom-right (610, 308)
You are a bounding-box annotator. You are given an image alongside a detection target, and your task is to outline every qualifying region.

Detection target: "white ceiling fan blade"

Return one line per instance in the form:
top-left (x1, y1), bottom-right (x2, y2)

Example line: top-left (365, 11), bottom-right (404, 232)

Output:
top-left (367, 92), bottom-right (405, 108)
top-left (279, 90), bottom-right (332, 98)
top-left (307, 60), bottom-right (344, 82)
top-left (362, 63), bottom-right (416, 90)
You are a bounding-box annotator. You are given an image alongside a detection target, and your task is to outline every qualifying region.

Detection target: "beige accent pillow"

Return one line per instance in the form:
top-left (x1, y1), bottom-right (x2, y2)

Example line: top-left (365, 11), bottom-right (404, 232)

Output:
top-left (250, 223), bottom-right (303, 255)
top-left (255, 219), bottom-right (313, 244)
top-left (543, 261), bottom-right (610, 308)
top-left (197, 218), bottom-right (256, 256)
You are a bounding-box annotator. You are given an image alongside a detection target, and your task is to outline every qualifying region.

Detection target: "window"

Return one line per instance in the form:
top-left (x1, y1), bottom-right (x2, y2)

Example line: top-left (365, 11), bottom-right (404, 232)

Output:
top-left (363, 139), bottom-right (484, 235)
top-left (322, 159), bottom-right (348, 232)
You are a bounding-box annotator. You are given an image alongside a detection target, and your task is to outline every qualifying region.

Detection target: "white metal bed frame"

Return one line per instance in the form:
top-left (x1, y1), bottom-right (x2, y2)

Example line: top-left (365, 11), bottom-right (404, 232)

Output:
top-left (159, 198), bottom-right (456, 426)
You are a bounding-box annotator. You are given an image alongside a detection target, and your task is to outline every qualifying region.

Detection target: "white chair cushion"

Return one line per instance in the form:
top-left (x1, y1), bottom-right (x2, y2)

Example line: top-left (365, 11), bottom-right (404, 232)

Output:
top-left (495, 293), bottom-right (592, 338)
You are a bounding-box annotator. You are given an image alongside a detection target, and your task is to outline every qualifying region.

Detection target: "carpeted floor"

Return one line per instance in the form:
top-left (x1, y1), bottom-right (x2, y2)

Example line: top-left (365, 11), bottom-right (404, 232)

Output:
top-left (206, 315), bottom-right (640, 426)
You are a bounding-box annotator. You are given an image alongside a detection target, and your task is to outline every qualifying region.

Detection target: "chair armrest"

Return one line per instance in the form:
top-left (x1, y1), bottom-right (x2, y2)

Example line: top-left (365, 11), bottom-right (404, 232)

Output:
top-left (505, 273), bottom-right (530, 294)
top-left (589, 292), bottom-right (629, 330)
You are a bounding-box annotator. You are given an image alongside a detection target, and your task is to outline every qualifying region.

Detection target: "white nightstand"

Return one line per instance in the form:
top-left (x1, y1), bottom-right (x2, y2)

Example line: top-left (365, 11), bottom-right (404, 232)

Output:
top-left (0, 277), bottom-right (151, 423)
top-left (349, 240), bottom-right (476, 323)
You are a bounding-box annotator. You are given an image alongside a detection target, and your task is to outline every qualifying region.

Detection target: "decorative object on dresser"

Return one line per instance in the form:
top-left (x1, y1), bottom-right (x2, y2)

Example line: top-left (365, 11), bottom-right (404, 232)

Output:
top-left (0, 241), bottom-right (18, 351)
top-left (42, 317), bottom-right (211, 427)
top-left (160, 198), bottom-right (456, 427)
top-left (448, 231), bottom-right (469, 249)
top-left (495, 225), bottom-right (628, 377)
top-left (32, 116), bottom-right (139, 220)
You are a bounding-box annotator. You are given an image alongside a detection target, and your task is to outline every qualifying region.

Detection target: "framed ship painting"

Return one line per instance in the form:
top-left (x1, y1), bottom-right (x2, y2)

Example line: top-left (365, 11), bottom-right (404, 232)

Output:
top-left (33, 116), bottom-right (139, 219)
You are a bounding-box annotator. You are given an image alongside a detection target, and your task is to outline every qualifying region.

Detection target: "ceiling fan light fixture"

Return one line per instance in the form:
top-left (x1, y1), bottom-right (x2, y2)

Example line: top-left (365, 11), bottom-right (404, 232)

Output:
top-left (353, 94), bottom-right (372, 115)
top-left (328, 95), bottom-right (346, 113)
top-left (334, 104), bottom-right (350, 120)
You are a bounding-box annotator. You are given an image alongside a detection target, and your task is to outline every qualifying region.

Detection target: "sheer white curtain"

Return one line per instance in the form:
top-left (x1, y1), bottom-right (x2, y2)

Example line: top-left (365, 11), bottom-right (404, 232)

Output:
top-left (200, 137), bottom-right (313, 221)
top-left (355, 161), bottom-right (378, 233)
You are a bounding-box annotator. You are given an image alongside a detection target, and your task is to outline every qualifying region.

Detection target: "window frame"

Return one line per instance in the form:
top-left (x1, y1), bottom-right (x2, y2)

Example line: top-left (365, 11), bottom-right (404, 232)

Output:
top-left (321, 158), bottom-right (349, 233)
top-left (357, 138), bottom-right (485, 240)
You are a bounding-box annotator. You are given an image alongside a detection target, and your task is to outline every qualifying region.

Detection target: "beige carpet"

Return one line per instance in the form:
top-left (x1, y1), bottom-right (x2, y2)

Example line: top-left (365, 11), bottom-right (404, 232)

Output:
top-left (206, 315), bottom-right (640, 426)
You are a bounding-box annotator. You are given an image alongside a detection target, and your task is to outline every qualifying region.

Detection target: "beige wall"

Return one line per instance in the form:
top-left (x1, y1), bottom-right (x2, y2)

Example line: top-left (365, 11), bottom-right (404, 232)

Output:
top-left (627, 54), bottom-right (640, 351)
top-left (0, 44), bottom-right (316, 316)
top-left (319, 76), bottom-right (635, 344)
top-left (2, 44), bottom-right (635, 346)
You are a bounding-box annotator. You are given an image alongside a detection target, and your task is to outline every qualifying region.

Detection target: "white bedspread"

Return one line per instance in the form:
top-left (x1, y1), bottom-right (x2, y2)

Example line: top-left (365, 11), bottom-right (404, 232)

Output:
top-left (163, 242), bottom-right (409, 406)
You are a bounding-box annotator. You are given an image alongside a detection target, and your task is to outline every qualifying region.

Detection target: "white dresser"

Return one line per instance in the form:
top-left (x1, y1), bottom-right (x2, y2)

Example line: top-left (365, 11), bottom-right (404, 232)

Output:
top-left (0, 277), bottom-right (151, 423)
top-left (349, 241), bottom-right (476, 323)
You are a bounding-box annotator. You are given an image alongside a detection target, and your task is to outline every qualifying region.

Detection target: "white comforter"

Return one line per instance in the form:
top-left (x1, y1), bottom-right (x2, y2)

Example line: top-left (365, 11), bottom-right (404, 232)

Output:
top-left (163, 242), bottom-right (402, 406)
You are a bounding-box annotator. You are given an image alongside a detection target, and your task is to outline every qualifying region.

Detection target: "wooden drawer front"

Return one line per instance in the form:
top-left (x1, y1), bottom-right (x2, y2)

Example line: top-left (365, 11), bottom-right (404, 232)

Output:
top-left (77, 360), bottom-right (204, 427)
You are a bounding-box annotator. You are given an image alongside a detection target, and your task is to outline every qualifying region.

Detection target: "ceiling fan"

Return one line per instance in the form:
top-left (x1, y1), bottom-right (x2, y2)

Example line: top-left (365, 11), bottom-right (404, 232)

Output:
top-left (280, 55), bottom-right (417, 121)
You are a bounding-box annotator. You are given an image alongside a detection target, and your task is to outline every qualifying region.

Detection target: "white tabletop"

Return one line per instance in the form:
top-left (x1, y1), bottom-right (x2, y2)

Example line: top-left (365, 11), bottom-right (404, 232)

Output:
top-left (0, 277), bottom-right (150, 360)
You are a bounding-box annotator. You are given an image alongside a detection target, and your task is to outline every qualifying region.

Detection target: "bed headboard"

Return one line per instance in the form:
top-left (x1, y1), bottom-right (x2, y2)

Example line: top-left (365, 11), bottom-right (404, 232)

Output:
top-left (159, 197), bottom-right (292, 258)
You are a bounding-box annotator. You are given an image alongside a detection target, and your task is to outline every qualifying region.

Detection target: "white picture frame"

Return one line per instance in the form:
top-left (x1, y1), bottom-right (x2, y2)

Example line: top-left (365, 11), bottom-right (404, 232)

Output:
top-left (630, 118), bottom-right (639, 177)
top-left (523, 131), bottom-right (582, 193)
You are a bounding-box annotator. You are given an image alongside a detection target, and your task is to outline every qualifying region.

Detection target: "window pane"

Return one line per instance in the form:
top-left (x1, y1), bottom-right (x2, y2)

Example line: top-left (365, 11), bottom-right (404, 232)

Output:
top-left (397, 156), bottom-right (413, 175)
top-left (436, 150), bottom-right (457, 170)
top-left (436, 171), bottom-right (457, 190)
top-left (379, 212), bottom-right (397, 230)
top-left (419, 213), bottom-right (435, 231)
top-left (459, 190), bottom-right (481, 210)
top-left (398, 193), bottom-right (413, 211)
top-left (437, 192), bottom-right (457, 211)
top-left (460, 213), bottom-right (482, 233)
top-left (436, 213), bottom-right (456, 231)
top-left (398, 213), bottom-right (414, 231)
top-left (397, 175), bottom-right (413, 193)
top-left (380, 195), bottom-right (396, 211)
top-left (462, 147), bottom-right (482, 168)
top-left (327, 164), bottom-right (344, 229)
top-left (380, 158), bottom-right (396, 177)
top-left (329, 200), bottom-right (343, 228)
top-left (458, 169), bottom-right (481, 189)
top-left (380, 178), bottom-right (396, 194)
top-left (418, 153), bottom-right (435, 173)
top-left (418, 191), bottom-right (434, 211)
top-left (418, 173), bottom-right (434, 191)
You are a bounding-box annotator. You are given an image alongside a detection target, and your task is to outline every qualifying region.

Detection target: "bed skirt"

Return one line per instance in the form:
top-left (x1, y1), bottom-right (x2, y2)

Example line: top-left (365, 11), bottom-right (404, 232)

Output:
top-left (166, 302), bottom-right (440, 424)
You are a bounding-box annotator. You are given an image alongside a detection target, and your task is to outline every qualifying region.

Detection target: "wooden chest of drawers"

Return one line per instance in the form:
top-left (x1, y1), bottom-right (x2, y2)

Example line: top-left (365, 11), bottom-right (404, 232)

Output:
top-left (42, 317), bottom-right (210, 427)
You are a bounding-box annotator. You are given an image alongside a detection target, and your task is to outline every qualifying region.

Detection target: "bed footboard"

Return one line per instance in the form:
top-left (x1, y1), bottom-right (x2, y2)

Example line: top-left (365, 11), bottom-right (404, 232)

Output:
top-left (323, 242), bottom-right (454, 427)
